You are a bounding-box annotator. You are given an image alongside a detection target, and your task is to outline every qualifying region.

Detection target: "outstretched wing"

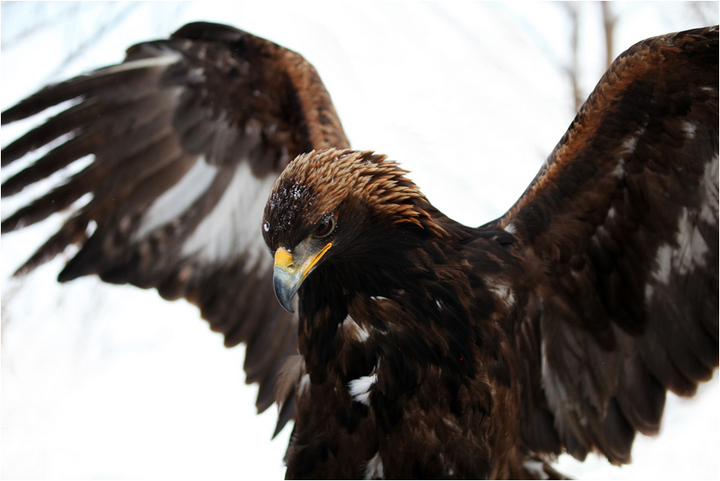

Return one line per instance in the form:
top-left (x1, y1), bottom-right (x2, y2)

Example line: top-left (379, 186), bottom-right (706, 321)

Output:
top-left (1, 22), bottom-right (349, 425)
top-left (499, 26), bottom-right (718, 463)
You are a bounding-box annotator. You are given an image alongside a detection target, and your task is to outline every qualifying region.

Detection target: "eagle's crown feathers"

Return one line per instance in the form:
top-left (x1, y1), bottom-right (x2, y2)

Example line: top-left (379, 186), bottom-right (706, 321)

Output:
top-left (264, 148), bottom-right (447, 245)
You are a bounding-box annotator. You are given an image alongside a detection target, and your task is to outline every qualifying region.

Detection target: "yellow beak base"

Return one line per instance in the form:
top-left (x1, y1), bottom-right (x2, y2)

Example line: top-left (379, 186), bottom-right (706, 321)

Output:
top-left (272, 243), bottom-right (332, 312)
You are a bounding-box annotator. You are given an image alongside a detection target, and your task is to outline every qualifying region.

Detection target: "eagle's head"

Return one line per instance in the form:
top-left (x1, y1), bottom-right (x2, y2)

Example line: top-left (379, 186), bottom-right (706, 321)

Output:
top-left (262, 148), bottom-right (446, 312)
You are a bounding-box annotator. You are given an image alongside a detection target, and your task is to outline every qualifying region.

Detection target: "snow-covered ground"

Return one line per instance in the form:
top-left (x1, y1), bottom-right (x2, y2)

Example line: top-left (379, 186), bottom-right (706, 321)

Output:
top-left (1, 2), bottom-right (718, 479)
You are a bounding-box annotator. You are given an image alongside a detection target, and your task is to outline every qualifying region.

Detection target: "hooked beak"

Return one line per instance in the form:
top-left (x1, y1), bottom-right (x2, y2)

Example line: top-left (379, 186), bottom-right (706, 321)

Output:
top-left (273, 243), bottom-right (332, 313)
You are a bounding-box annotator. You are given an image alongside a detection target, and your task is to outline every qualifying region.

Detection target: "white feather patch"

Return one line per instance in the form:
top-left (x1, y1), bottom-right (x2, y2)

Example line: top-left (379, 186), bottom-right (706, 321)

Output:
top-left (342, 315), bottom-right (371, 342)
top-left (523, 460), bottom-right (549, 480)
top-left (136, 156), bottom-right (218, 239)
top-left (298, 373), bottom-right (311, 398)
top-left (681, 120), bottom-right (697, 139)
top-left (654, 244), bottom-right (674, 284)
top-left (650, 152), bottom-right (717, 286)
top-left (653, 207), bottom-right (710, 284)
top-left (348, 372), bottom-right (377, 406)
top-left (101, 52), bottom-right (181, 75)
top-left (540, 337), bottom-right (584, 436)
top-left (486, 278), bottom-right (515, 307)
top-left (364, 451), bottom-right (384, 480)
top-left (613, 128), bottom-right (645, 179)
top-left (620, 129), bottom-right (642, 153)
top-left (181, 161), bottom-right (277, 273)
top-left (612, 157), bottom-right (626, 179)
top-left (675, 208), bottom-right (710, 274)
top-left (700, 153), bottom-right (719, 224)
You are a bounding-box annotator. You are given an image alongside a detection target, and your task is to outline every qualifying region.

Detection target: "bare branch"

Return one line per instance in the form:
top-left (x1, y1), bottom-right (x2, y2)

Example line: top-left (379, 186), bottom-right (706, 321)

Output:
top-left (561, 2), bottom-right (583, 112)
top-left (601, 2), bottom-right (618, 69)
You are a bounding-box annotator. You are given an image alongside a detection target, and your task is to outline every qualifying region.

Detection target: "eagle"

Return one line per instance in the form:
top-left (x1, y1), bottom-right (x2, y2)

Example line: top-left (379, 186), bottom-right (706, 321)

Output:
top-left (2, 18), bottom-right (718, 479)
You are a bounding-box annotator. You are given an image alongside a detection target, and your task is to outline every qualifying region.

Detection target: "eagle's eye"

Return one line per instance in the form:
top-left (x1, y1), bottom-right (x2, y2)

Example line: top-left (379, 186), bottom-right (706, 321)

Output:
top-left (312, 216), bottom-right (336, 238)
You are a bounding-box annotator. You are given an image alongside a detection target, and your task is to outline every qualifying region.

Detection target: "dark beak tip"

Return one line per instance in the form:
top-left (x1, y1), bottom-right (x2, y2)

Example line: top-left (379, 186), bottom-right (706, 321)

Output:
top-left (273, 267), bottom-right (298, 313)
top-left (279, 299), bottom-right (295, 314)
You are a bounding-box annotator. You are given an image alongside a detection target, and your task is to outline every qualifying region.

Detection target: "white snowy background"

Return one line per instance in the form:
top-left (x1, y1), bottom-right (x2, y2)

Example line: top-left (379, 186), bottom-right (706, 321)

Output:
top-left (1, 2), bottom-right (718, 479)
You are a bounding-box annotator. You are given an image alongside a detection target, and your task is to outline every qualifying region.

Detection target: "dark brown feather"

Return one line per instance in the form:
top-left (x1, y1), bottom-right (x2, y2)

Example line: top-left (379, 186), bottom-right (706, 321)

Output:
top-left (261, 26), bottom-right (718, 478)
top-left (501, 26), bottom-right (719, 464)
top-left (1, 22), bottom-right (349, 421)
top-left (2, 18), bottom-right (717, 479)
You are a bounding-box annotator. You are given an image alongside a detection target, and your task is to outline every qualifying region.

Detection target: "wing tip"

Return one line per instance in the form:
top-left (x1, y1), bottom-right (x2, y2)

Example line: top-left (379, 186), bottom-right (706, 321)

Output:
top-left (171, 22), bottom-right (246, 42)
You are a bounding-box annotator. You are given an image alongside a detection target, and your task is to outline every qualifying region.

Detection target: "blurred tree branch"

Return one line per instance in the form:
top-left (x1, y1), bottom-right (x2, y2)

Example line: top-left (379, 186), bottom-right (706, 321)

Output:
top-left (601, 2), bottom-right (617, 69)
top-left (562, 3), bottom-right (583, 113)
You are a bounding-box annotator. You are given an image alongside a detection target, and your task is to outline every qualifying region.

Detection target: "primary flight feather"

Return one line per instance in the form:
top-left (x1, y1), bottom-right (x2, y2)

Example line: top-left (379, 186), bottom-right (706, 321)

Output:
top-left (2, 21), bottom-right (717, 479)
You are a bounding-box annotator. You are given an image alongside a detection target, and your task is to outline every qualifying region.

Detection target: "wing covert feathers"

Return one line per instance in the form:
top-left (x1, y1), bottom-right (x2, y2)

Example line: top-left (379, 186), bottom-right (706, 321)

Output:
top-left (2, 21), bottom-right (717, 475)
top-left (2, 22), bottom-right (349, 420)
top-left (504, 26), bottom-right (718, 464)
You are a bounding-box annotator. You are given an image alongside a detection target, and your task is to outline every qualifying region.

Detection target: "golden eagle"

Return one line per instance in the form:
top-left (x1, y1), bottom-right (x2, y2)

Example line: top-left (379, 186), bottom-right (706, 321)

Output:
top-left (2, 19), bottom-right (717, 479)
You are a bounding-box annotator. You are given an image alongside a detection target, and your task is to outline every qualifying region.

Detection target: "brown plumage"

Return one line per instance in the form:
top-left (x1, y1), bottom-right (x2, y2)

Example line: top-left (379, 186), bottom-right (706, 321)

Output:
top-left (263, 27), bottom-right (719, 478)
top-left (2, 20), bottom-right (718, 479)
top-left (2, 22), bottom-right (349, 421)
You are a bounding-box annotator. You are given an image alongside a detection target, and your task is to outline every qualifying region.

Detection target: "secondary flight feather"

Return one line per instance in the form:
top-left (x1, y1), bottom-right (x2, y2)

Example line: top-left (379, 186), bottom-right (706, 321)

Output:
top-left (2, 21), bottom-right (717, 479)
